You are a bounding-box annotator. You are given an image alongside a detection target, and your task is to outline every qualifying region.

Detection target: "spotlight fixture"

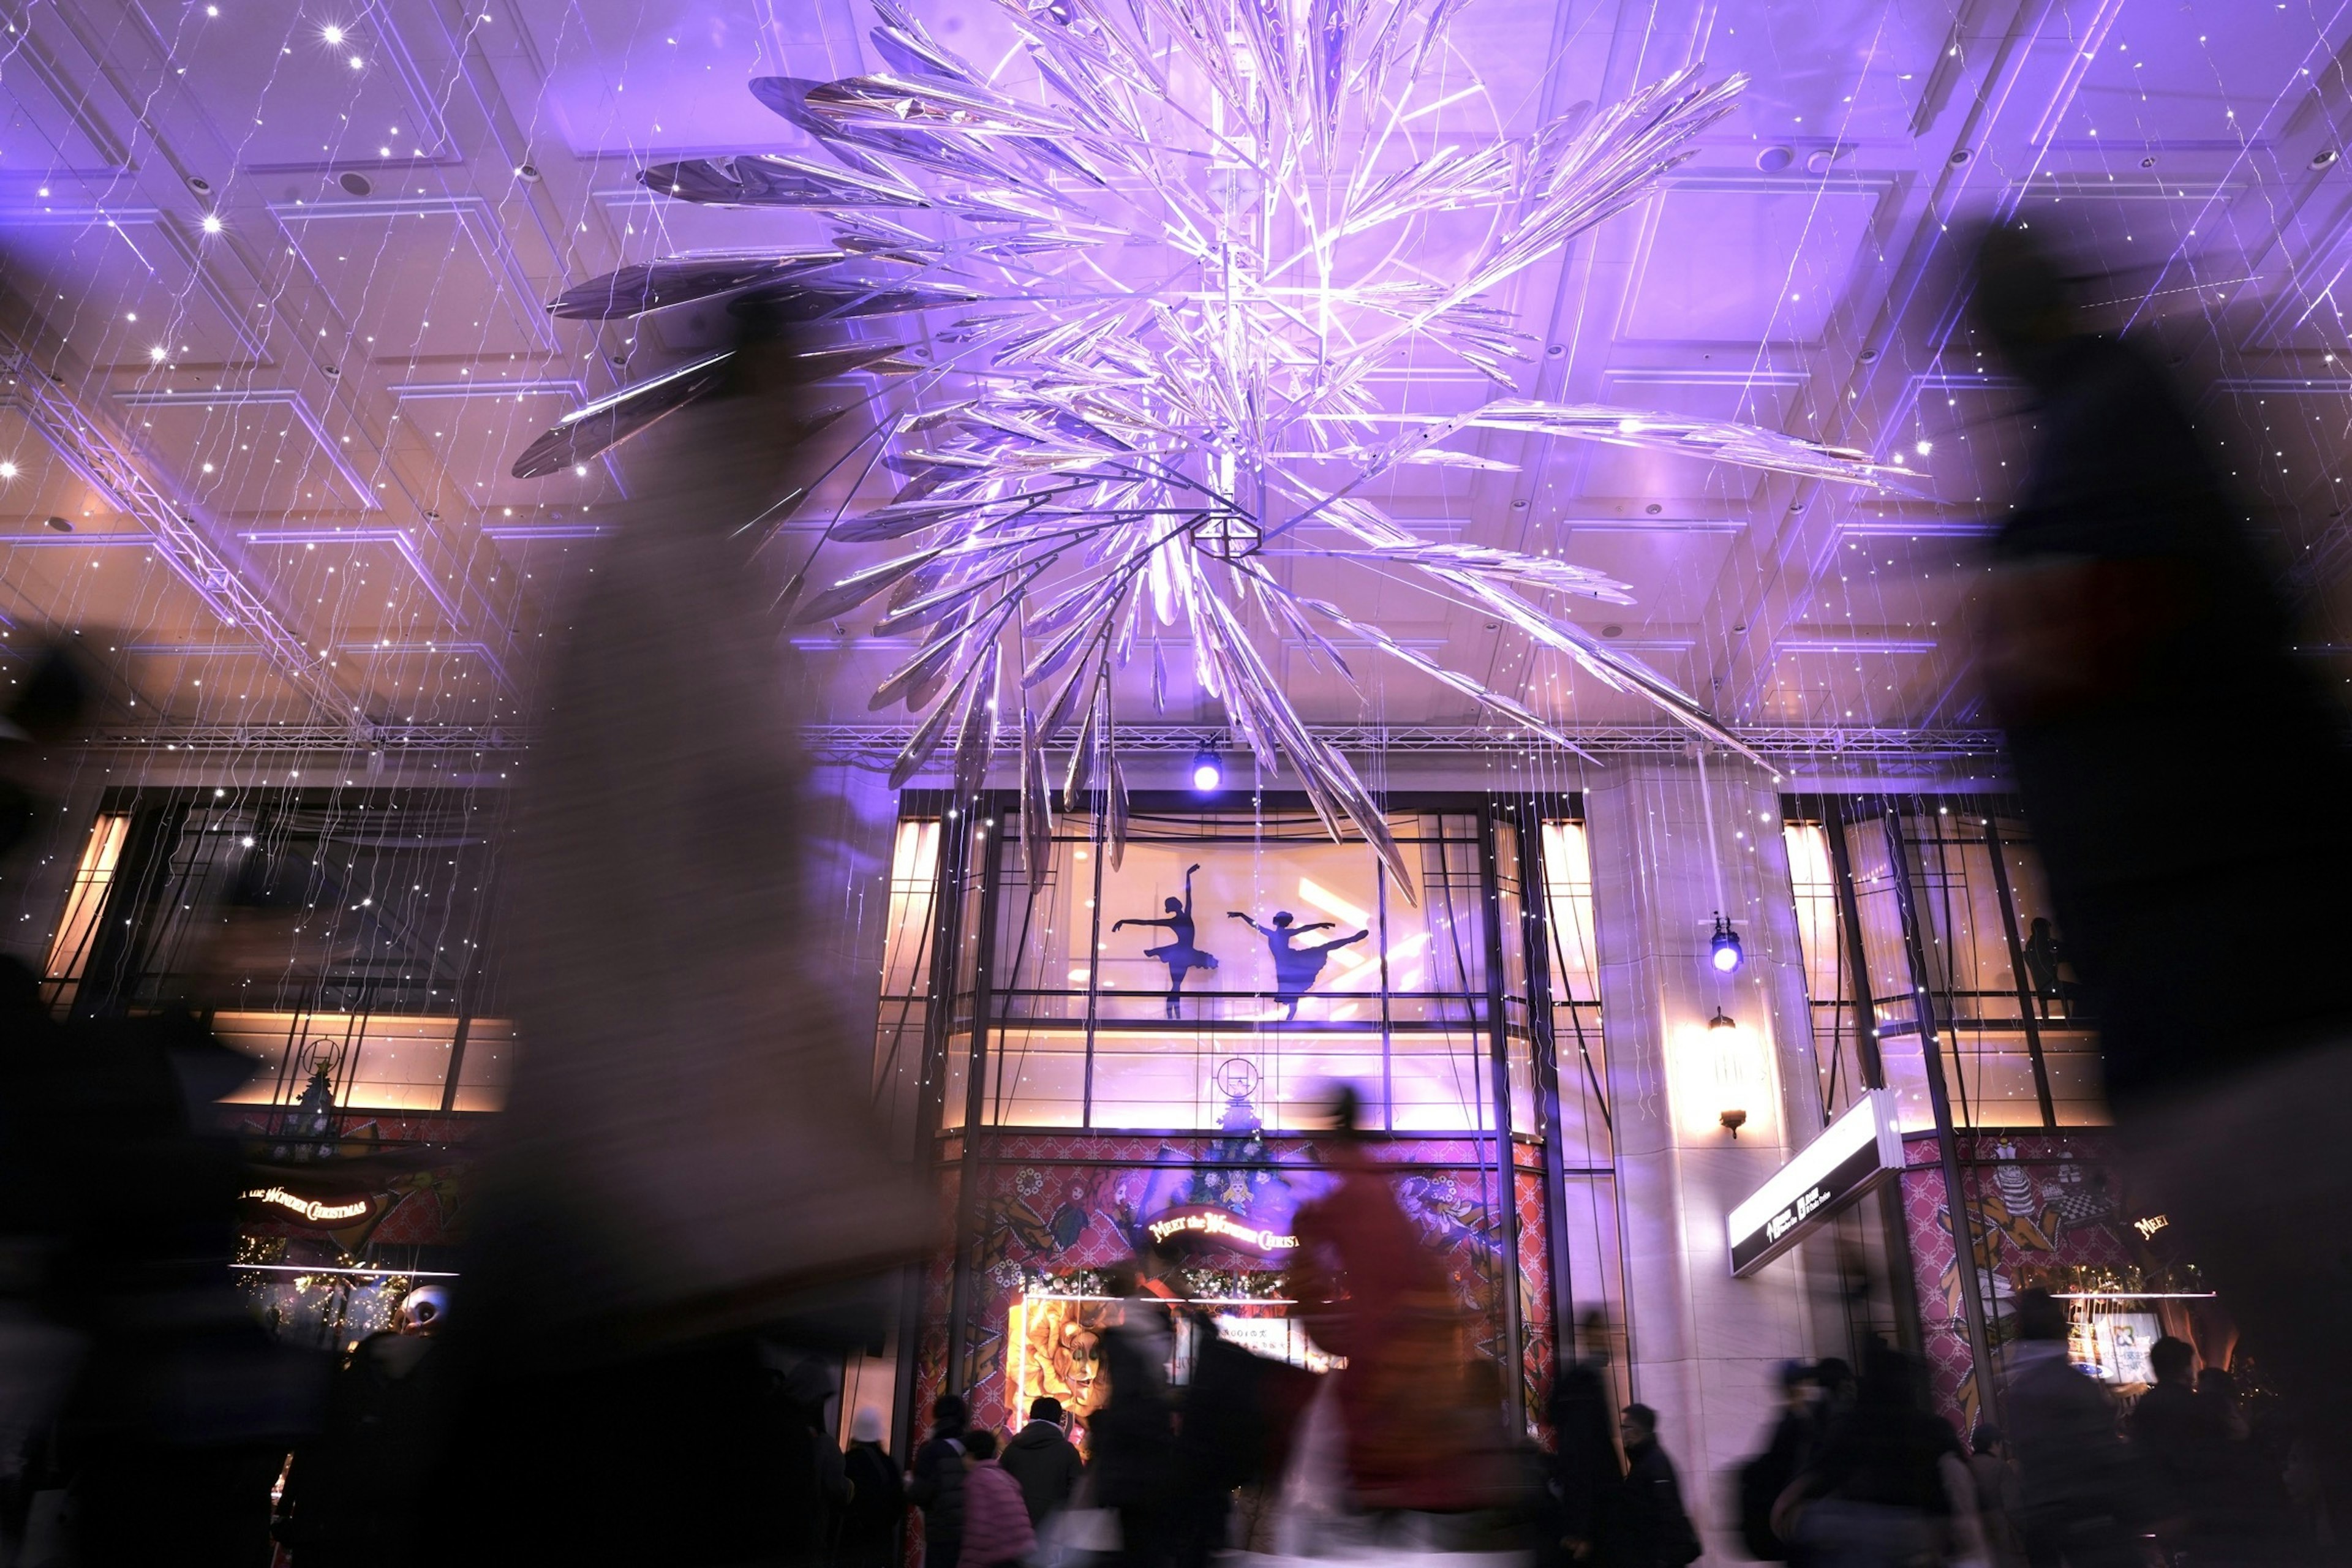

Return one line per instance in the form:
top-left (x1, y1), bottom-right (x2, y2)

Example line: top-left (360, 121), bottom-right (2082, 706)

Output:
top-left (1707, 1006), bottom-right (1738, 1031)
top-left (1719, 1108), bottom-right (1748, 1138)
top-left (1191, 739), bottom-right (1223, 793)
top-left (1710, 913), bottom-right (1744, 974)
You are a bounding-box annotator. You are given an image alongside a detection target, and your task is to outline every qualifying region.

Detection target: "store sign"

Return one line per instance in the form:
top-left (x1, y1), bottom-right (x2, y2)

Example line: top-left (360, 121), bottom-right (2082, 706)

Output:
top-left (1727, 1090), bottom-right (1901, 1278)
top-left (241, 1186), bottom-right (372, 1225)
top-left (1145, 1204), bottom-right (1298, 1256)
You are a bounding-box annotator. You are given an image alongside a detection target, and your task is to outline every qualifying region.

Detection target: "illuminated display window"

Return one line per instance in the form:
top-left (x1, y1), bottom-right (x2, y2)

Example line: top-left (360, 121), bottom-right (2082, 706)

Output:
top-left (1783, 798), bottom-right (2101, 1133)
top-left (888, 797), bottom-right (1597, 1139)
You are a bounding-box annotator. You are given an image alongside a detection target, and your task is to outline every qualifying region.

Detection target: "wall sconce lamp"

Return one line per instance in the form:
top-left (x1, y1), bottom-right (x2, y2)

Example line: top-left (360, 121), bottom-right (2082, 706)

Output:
top-left (1709, 1010), bottom-right (1744, 1135)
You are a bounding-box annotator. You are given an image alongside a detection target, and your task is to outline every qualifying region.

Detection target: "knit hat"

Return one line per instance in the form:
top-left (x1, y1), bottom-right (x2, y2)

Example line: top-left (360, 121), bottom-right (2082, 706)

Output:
top-left (851, 1406), bottom-right (886, 1444)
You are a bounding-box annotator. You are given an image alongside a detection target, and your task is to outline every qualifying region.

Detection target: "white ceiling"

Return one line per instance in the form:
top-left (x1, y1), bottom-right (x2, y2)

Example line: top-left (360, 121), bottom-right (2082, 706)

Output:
top-left (5, 0), bottom-right (2351, 748)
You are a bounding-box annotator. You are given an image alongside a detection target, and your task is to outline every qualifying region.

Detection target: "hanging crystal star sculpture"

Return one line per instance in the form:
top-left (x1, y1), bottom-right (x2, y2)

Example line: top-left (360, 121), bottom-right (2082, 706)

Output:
top-left (518, 0), bottom-right (1910, 892)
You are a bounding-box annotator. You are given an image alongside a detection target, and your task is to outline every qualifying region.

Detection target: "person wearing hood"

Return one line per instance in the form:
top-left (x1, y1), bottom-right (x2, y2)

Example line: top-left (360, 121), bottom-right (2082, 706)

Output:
top-left (999, 1396), bottom-right (1084, 1526)
top-left (839, 1406), bottom-right (904, 1568)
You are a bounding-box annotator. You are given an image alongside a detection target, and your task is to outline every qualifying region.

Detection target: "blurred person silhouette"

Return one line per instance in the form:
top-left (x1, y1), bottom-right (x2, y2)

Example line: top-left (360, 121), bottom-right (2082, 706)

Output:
top-left (2127, 1335), bottom-right (2241, 1564)
top-left (275, 1285), bottom-right (456, 1568)
top-left (1091, 1256), bottom-right (1176, 1568)
top-left (1617, 1404), bottom-right (1701, 1568)
top-left (0, 643), bottom-right (327, 1568)
top-left (910, 1393), bottom-right (973, 1568)
top-left (839, 1406), bottom-right (904, 1568)
top-left (1967, 219), bottom-right (2352, 1496)
top-left (1001, 1395), bottom-right (1084, 1528)
top-left (1968, 1425), bottom-right (2027, 1568)
top-left (1738, 1360), bottom-right (1822, 1561)
top-left (1289, 1081), bottom-right (1502, 1523)
top-left (1114, 865), bottom-right (1219, 1019)
top-left (959, 1430), bottom-right (1038, 1568)
top-left (1548, 1311), bottom-right (1627, 1566)
top-left (1228, 911), bottom-right (1370, 1020)
top-left (1167, 1311), bottom-right (1298, 1568)
top-left (2019, 919), bottom-right (2076, 1020)
top-left (1773, 1343), bottom-right (1964, 1568)
top-left (2000, 1289), bottom-right (2146, 1567)
top-left (421, 326), bottom-right (933, 1567)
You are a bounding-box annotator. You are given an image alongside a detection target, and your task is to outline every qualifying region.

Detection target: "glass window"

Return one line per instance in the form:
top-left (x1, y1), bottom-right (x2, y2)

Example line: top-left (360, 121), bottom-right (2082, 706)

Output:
top-left (1780, 800), bottom-right (2104, 1132)
top-left (895, 805), bottom-right (1573, 1137)
top-left (1540, 821), bottom-right (1608, 1163)
top-left (41, 811), bottom-right (129, 1013)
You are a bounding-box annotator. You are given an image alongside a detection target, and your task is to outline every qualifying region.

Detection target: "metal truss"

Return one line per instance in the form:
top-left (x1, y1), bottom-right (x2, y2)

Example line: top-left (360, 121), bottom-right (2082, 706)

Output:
top-left (86, 719), bottom-right (2004, 766)
top-left (2, 343), bottom-right (368, 729)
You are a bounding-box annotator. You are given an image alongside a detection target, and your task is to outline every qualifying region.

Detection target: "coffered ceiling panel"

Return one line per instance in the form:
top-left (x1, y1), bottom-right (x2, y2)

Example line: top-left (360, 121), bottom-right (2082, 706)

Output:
top-left (118, 390), bottom-right (377, 514)
top-left (3, 211), bottom-right (267, 371)
top-left (392, 380), bottom-right (595, 511)
top-left (1618, 181), bottom-right (1885, 345)
top-left (272, 198), bottom-right (558, 364)
top-left (1, 0), bottom-right (2344, 743)
top-left (144, 2), bottom-right (456, 174)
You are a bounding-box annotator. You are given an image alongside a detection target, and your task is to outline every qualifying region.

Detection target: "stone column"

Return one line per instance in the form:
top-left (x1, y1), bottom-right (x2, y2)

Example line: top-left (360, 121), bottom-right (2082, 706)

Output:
top-left (1585, 753), bottom-right (1823, 1563)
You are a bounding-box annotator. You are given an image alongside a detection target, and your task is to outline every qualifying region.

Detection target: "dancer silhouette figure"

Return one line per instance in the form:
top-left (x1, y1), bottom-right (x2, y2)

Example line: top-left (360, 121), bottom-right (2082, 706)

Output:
top-left (1227, 910), bottom-right (1369, 1020)
top-left (1114, 864), bottom-right (1219, 1020)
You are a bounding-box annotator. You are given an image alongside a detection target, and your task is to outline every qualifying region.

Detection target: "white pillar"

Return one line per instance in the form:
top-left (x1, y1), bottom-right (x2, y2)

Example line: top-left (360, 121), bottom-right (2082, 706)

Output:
top-left (1585, 755), bottom-right (1822, 1563)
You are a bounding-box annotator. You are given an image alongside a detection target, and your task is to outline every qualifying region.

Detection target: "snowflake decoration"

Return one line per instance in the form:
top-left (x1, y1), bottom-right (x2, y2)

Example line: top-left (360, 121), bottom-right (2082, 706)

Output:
top-left (519, 0), bottom-right (1910, 894)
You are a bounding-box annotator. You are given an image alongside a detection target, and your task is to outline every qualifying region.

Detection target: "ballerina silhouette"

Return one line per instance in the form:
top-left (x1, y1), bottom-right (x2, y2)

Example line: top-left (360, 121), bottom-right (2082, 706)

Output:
top-left (1113, 863), bottom-right (1220, 1019)
top-left (1227, 910), bottom-right (1370, 1020)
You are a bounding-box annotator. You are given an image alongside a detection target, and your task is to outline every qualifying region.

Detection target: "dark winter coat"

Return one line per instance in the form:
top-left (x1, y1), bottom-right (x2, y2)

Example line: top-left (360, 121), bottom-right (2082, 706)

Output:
top-left (1620, 1436), bottom-right (1701, 1568)
top-left (840, 1441), bottom-right (904, 1568)
top-left (999, 1420), bottom-right (1084, 1524)
top-left (909, 1428), bottom-right (969, 1554)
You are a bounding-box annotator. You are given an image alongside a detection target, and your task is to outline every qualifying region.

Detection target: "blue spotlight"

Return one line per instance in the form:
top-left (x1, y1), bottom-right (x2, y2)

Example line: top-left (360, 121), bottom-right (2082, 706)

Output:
top-left (1191, 739), bottom-right (1223, 793)
top-left (1710, 913), bottom-right (1744, 974)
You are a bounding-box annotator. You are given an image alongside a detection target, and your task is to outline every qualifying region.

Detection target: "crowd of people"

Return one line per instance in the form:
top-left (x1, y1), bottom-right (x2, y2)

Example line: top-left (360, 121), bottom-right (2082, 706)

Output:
top-left (1732, 1291), bottom-right (2320, 1568)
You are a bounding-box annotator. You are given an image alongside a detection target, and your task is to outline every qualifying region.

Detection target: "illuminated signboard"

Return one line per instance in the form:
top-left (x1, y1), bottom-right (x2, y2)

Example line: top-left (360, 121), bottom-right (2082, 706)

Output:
top-left (1726, 1090), bottom-right (1901, 1278)
top-left (1144, 1204), bottom-right (1298, 1256)
top-left (241, 1186), bottom-right (372, 1225)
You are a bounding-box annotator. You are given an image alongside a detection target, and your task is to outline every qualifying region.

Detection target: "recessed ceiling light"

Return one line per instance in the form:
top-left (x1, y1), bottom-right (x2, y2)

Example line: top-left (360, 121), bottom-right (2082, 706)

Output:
top-left (1756, 146), bottom-right (1794, 172)
top-left (45, 516), bottom-right (71, 532)
top-left (339, 171), bottom-right (372, 197)
top-left (2313, 149), bottom-right (2340, 170)
top-left (186, 175), bottom-right (213, 195)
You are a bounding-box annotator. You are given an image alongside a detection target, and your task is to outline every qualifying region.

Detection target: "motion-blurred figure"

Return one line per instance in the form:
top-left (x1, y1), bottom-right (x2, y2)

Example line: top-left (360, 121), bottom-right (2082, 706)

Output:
top-left (1548, 1312), bottom-right (1627, 1565)
top-left (1776, 1344), bottom-right (1964, 1568)
top-left (2000, 1291), bottom-right (2146, 1567)
top-left (839, 1406), bottom-right (904, 1568)
top-left (423, 331), bottom-right (932, 1566)
top-left (1289, 1082), bottom-right (1500, 1521)
top-left (1968, 1426), bottom-right (2027, 1568)
top-left (0, 644), bottom-right (326, 1567)
top-left (1092, 1259), bottom-right (1175, 1568)
top-left (1737, 1360), bottom-right (1822, 1562)
top-left (276, 1286), bottom-right (454, 1567)
top-left (1616, 1404), bottom-right (1700, 1568)
top-left (1969, 222), bottom-right (2352, 1511)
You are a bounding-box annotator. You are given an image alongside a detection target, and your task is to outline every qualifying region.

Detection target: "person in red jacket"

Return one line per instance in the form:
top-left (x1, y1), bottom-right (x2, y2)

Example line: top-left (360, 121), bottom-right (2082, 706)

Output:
top-left (958, 1430), bottom-right (1037, 1568)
